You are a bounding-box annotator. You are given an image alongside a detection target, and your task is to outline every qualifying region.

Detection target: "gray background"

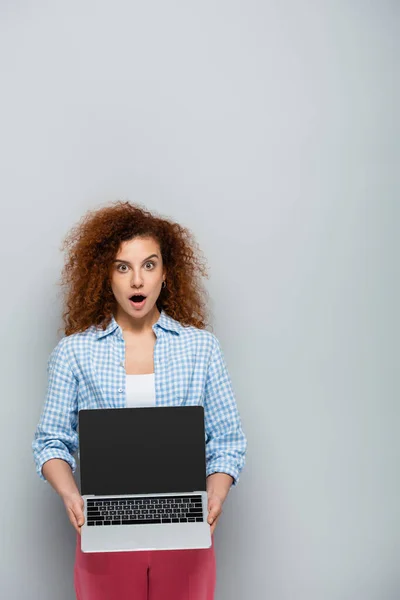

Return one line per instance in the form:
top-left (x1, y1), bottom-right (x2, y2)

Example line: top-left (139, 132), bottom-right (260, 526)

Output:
top-left (0, 1), bottom-right (398, 599)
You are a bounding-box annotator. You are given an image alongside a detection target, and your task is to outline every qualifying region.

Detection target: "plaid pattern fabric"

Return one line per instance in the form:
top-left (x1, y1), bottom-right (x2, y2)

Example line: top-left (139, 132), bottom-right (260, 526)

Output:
top-left (32, 310), bottom-right (247, 487)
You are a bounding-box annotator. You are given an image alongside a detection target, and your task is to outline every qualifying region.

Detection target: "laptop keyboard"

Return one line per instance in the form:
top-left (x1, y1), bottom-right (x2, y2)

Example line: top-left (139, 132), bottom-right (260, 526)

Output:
top-left (86, 495), bottom-right (204, 526)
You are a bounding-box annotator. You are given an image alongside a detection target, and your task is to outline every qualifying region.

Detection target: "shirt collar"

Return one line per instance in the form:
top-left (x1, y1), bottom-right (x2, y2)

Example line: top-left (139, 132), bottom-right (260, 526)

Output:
top-left (95, 309), bottom-right (182, 340)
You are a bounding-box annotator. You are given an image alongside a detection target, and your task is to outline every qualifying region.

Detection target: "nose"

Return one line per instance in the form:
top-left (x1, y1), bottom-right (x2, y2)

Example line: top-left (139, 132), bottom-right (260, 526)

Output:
top-left (130, 269), bottom-right (144, 289)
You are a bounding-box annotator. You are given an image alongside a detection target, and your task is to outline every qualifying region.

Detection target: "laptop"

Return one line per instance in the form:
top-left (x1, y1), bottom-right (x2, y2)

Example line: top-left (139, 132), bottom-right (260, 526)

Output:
top-left (78, 405), bottom-right (212, 553)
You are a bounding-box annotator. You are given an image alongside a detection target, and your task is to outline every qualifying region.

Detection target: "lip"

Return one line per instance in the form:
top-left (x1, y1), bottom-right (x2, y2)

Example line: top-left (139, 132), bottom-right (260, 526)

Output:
top-left (128, 297), bottom-right (147, 310)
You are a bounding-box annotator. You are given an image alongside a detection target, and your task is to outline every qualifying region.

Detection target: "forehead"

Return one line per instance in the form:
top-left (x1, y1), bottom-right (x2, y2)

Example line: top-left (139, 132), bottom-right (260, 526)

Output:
top-left (116, 236), bottom-right (161, 257)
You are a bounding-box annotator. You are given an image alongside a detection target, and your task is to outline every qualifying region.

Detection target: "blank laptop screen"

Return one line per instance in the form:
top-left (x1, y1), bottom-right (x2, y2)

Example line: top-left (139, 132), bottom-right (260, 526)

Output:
top-left (78, 406), bottom-right (207, 496)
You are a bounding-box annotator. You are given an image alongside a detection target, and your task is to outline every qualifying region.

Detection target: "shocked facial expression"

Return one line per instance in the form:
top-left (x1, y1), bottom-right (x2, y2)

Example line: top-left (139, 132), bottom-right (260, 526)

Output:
top-left (109, 236), bottom-right (166, 320)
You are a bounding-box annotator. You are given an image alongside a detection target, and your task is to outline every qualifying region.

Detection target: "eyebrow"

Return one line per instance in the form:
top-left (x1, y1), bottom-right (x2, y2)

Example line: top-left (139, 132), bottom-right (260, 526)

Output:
top-left (113, 254), bottom-right (159, 265)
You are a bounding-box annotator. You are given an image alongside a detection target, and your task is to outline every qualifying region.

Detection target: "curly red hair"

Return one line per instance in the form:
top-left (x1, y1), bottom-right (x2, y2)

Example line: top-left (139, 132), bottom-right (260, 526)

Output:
top-left (57, 201), bottom-right (211, 335)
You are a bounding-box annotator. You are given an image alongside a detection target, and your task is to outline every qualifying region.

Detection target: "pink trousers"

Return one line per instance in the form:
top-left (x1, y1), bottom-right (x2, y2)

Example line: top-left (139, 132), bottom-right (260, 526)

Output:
top-left (74, 534), bottom-right (216, 600)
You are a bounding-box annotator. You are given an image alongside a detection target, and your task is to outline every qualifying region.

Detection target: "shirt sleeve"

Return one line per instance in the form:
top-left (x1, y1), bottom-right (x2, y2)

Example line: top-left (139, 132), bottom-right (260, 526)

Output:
top-left (32, 337), bottom-right (79, 482)
top-left (204, 335), bottom-right (247, 487)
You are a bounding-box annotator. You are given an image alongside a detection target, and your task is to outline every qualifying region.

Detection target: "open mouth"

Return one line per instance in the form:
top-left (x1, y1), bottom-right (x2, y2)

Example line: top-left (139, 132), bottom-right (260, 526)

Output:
top-left (129, 294), bottom-right (147, 305)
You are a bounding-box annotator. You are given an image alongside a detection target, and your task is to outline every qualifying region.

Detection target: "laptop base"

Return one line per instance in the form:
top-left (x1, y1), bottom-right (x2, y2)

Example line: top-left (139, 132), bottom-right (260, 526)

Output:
top-left (81, 521), bottom-right (212, 553)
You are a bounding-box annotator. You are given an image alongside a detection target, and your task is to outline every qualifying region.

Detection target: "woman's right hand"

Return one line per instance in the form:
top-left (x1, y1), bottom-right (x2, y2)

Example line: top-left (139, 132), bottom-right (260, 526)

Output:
top-left (63, 492), bottom-right (85, 535)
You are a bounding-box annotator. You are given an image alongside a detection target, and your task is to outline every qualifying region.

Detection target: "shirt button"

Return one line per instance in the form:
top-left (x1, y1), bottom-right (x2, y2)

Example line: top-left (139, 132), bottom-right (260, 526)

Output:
top-left (118, 388), bottom-right (123, 393)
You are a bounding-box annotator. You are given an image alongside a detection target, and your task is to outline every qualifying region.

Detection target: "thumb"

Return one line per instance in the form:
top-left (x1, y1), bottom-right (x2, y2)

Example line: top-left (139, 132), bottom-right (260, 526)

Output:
top-left (207, 503), bottom-right (219, 523)
top-left (74, 502), bottom-right (85, 527)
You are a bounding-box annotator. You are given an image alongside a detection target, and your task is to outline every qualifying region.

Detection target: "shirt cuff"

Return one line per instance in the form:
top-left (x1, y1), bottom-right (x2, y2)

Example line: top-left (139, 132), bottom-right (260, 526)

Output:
top-left (36, 450), bottom-right (77, 482)
top-left (206, 462), bottom-right (240, 487)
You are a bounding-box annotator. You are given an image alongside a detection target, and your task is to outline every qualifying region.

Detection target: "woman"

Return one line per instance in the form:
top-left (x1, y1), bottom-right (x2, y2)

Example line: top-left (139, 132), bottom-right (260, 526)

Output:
top-left (32, 201), bottom-right (247, 600)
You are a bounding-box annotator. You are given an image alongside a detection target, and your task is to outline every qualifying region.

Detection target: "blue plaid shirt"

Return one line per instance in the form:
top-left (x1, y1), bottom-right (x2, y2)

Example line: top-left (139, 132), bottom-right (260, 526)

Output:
top-left (32, 310), bottom-right (247, 487)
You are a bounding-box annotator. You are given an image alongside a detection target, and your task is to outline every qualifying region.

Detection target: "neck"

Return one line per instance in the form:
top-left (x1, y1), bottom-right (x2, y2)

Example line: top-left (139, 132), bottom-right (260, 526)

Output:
top-left (114, 305), bottom-right (161, 334)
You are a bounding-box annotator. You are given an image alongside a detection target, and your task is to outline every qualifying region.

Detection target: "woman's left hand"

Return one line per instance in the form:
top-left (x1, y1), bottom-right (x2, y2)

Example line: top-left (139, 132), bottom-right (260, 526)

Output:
top-left (207, 492), bottom-right (223, 535)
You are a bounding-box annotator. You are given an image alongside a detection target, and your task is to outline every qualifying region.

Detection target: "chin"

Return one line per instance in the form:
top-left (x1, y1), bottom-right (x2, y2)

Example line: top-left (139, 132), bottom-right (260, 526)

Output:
top-left (127, 299), bottom-right (155, 314)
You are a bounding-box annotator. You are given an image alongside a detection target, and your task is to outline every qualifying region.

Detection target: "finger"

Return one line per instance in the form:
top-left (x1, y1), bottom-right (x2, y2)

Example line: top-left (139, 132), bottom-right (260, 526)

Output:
top-left (72, 502), bottom-right (85, 527)
top-left (207, 506), bottom-right (221, 523)
top-left (210, 513), bottom-right (221, 534)
top-left (76, 512), bottom-right (85, 528)
top-left (207, 501), bottom-right (221, 515)
top-left (208, 508), bottom-right (221, 525)
top-left (66, 508), bottom-right (80, 535)
top-left (68, 506), bottom-right (84, 534)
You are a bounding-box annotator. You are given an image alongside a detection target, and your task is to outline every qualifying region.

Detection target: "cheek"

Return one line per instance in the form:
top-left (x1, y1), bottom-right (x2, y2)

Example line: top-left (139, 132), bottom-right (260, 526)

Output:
top-left (110, 280), bottom-right (123, 297)
top-left (149, 274), bottom-right (163, 288)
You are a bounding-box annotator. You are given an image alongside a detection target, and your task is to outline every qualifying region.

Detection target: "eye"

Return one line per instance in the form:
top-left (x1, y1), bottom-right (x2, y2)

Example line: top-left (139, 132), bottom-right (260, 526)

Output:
top-left (116, 262), bottom-right (156, 272)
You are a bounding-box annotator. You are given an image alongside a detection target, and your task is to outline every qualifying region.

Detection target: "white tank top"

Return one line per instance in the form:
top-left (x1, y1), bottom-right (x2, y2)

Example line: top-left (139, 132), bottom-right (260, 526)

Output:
top-left (126, 373), bottom-right (156, 407)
